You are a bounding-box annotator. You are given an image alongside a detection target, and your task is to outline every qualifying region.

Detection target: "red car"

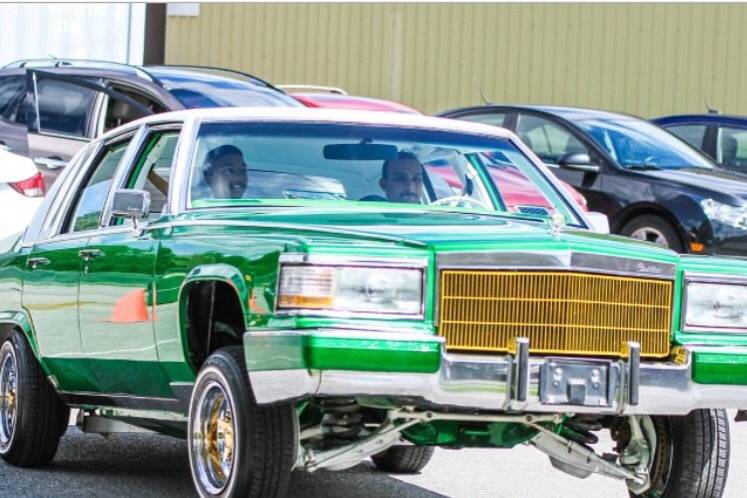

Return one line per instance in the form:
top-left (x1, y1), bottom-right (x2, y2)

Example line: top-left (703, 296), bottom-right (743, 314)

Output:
top-left (284, 85), bottom-right (587, 210)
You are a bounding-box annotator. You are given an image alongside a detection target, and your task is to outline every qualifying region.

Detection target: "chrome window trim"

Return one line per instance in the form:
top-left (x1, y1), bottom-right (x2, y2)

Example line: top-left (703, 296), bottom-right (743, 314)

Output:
top-left (170, 115), bottom-right (199, 215)
top-left (274, 253), bottom-right (428, 320)
top-left (99, 126), bottom-right (149, 229)
top-left (681, 272), bottom-right (747, 334)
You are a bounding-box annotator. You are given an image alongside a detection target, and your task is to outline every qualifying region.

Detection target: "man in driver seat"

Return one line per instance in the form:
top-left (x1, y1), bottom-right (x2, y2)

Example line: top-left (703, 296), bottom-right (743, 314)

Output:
top-left (204, 144), bottom-right (249, 199)
top-left (379, 152), bottom-right (424, 203)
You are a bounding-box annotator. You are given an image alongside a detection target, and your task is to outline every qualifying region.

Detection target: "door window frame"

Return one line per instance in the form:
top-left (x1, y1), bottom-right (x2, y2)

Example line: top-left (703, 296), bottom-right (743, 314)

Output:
top-left (101, 122), bottom-right (183, 227)
top-left (27, 69), bottom-right (155, 141)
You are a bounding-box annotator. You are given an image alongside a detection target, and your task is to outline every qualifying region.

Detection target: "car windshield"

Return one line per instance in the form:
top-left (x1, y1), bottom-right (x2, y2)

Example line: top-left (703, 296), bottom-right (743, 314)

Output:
top-left (187, 121), bottom-right (582, 225)
top-left (154, 71), bottom-right (301, 109)
top-left (576, 118), bottom-right (714, 170)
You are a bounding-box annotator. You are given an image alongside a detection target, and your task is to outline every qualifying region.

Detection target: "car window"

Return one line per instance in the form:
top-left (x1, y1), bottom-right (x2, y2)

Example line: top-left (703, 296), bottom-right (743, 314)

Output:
top-left (577, 118), bottom-right (714, 170)
top-left (36, 78), bottom-right (96, 138)
top-left (118, 130), bottom-right (179, 222)
top-left (0, 75), bottom-right (25, 119)
top-left (102, 86), bottom-right (165, 133)
top-left (24, 144), bottom-right (95, 243)
top-left (515, 114), bottom-right (589, 164)
top-left (184, 121), bottom-right (584, 226)
top-left (459, 112), bottom-right (507, 128)
top-left (665, 124), bottom-right (707, 151)
top-left (66, 141), bottom-right (129, 233)
top-left (716, 126), bottom-right (747, 171)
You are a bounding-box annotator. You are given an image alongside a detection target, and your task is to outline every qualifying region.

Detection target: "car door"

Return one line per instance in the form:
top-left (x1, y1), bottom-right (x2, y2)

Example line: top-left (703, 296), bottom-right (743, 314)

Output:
top-left (26, 69), bottom-right (155, 187)
top-left (77, 125), bottom-right (180, 397)
top-left (512, 112), bottom-right (610, 213)
top-left (21, 136), bottom-right (129, 393)
top-left (0, 73), bottom-right (29, 155)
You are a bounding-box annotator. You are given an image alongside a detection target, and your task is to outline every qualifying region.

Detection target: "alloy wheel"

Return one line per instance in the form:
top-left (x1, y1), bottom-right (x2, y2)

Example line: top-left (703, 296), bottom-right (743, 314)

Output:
top-left (630, 226), bottom-right (669, 246)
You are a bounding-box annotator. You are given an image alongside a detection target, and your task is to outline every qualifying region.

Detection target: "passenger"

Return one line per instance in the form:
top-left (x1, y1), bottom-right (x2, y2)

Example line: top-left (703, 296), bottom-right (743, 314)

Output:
top-left (379, 152), bottom-right (424, 203)
top-left (204, 144), bottom-right (248, 199)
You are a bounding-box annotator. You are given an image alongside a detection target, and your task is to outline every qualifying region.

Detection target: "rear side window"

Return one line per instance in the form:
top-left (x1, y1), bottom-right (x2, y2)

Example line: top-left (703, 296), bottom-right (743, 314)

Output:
top-left (515, 114), bottom-right (590, 164)
top-left (666, 124), bottom-right (707, 150)
top-left (460, 112), bottom-right (507, 128)
top-left (66, 141), bottom-right (129, 233)
top-left (0, 75), bottom-right (25, 119)
top-left (36, 79), bottom-right (96, 138)
top-left (717, 126), bottom-right (747, 171)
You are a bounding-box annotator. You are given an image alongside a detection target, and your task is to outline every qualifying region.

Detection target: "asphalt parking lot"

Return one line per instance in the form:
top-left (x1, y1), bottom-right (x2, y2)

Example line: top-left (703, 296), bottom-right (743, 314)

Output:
top-left (1, 415), bottom-right (745, 498)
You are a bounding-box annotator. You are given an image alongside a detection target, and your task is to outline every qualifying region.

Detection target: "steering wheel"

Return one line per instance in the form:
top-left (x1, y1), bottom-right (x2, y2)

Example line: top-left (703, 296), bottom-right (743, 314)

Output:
top-left (431, 195), bottom-right (491, 211)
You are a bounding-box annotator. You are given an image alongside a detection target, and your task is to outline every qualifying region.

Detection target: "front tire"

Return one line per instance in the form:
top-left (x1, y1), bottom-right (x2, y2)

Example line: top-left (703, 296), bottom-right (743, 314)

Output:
top-left (620, 215), bottom-right (685, 252)
top-left (371, 445), bottom-right (435, 474)
top-left (188, 347), bottom-right (296, 498)
top-left (632, 409), bottom-right (729, 498)
top-left (0, 330), bottom-right (69, 467)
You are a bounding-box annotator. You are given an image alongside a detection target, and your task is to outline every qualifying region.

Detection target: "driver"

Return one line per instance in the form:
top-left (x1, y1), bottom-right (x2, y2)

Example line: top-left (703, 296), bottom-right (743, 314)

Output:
top-left (379, 152), bottom-right (424, 203)
top-left (204, 145), bottom-right (249, 199)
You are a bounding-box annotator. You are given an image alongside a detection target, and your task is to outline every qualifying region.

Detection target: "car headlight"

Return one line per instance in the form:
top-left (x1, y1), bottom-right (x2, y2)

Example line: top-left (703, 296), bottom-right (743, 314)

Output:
top-left (700, 198), bottom-right (747, 229)
top-left (277, 264), bottom-right (423, 316)
top-left (685, 280), bottom-right (747, 330)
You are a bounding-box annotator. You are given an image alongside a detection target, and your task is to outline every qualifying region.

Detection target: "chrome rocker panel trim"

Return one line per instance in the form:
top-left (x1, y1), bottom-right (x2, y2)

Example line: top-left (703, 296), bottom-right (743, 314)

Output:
top-left (246, 330), bottom-right (747, 415)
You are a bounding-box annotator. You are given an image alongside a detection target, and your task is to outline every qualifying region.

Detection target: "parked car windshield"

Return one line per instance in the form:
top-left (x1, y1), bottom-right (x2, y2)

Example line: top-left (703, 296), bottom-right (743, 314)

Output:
top-left (187, 121), bottom-right (582, 225)
top-left (577, 118), bottom-right (714, 170)
top-left (151, 70), bottom-right (301, 109)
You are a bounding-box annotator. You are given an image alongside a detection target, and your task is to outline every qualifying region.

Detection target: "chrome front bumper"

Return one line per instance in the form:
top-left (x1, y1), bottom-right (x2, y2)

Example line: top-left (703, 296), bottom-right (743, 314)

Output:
top-left (245, 331), bottom-right (747, 415)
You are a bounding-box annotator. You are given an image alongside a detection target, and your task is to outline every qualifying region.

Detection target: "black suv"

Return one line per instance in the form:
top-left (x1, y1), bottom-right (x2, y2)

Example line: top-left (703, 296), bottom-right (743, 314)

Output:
top-left (0, 59), bottom-right (301, 185)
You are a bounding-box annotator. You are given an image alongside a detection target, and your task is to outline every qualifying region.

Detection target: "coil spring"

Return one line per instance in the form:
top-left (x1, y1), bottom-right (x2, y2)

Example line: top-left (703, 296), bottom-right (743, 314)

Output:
top-left (319, 398), bottom-right (362, 439)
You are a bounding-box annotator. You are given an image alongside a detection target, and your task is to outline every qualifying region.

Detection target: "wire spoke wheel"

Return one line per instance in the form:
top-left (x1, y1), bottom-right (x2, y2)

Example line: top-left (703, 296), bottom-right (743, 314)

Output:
top-left (0, 345), bottom-right (18, 450)
top-left (192, 381), bottom-right (236, 495)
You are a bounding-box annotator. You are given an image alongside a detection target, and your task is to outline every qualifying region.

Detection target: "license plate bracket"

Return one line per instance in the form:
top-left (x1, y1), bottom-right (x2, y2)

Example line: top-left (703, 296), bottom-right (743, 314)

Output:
top-left (539, 358), bottom-right (618, 407)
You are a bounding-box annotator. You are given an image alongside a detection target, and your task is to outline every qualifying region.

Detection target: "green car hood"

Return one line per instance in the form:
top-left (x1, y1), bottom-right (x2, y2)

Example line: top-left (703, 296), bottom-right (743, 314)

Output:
top-left (177, 207), bottom-right (679, 263)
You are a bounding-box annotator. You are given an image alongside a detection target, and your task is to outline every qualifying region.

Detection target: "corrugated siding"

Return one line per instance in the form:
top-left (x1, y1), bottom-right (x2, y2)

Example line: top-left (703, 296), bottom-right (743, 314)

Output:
top-left (165, 4), bottom-right (747, 116)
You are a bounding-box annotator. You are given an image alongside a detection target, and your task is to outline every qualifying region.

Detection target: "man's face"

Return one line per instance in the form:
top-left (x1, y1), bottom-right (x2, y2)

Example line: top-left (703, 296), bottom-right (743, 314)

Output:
top-left (206, 153), bottom-right (248, 199)
top-left (379, 159), bottom-right (423, 203)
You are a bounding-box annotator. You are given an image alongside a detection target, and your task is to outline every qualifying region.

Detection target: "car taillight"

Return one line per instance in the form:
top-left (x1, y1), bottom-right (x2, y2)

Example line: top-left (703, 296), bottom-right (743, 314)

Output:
top-left (9, 172), bottom-right (45, 197)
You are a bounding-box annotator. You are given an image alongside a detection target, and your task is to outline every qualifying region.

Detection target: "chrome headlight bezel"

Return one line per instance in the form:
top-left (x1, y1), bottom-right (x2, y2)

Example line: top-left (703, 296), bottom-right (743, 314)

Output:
top-left (683, 273), bottom-right (747, 333)
top-left (275, 254), bottom-right (427, 319)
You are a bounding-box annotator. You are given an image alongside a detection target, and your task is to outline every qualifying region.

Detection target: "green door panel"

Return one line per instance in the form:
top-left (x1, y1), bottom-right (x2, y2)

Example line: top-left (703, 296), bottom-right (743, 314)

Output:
top-left (22, 238), bottom-right (94, 392)
top-left (78, 231), bottom-right (170, 396)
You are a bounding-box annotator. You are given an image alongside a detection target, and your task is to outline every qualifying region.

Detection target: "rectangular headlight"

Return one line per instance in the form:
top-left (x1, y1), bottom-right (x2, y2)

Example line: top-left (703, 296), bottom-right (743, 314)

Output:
top-left (685, 281), bottom-right (747, 330)
top-left (278, 264), bottom-right (423, 316)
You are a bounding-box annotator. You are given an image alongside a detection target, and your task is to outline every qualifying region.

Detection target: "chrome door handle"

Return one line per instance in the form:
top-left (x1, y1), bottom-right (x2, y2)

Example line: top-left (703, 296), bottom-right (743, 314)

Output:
top-left (27, 257), bottom-right (51, 269)
top-left (33, 157), bottom-right (67, 169)
top-left (79, 249), bottom-right (103, 261)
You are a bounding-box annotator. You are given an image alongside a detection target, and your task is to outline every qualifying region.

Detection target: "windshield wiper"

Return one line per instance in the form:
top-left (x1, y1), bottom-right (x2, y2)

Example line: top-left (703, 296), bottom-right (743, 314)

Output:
top-left (625, 163), bottom-right (660, 170)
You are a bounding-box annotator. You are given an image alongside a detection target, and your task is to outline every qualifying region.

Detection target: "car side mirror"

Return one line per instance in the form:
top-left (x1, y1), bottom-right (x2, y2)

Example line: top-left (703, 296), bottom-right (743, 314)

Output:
top-left (586, 211), bottom-right (610, 234)
top-left (112, 189), bottom-right (150, 221)
top-left (558, 153), bottom-right (600, 173)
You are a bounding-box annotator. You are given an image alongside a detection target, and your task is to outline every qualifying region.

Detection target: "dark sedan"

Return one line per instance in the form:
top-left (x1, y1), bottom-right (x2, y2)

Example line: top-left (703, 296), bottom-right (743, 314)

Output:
top-left (652, 113), bottom-right (747, 174)
top-left (440, 104), bottom-right (747, 256)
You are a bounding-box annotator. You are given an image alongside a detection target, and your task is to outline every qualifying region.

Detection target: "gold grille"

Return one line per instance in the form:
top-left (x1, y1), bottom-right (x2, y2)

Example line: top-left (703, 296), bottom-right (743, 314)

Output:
top-left (438, 270), bottom-right (672, 358)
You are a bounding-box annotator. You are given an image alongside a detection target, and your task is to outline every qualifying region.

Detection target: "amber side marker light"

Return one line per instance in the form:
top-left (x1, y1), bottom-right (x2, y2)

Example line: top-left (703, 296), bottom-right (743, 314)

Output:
top-left (690, 242), bottom-right (705, 253)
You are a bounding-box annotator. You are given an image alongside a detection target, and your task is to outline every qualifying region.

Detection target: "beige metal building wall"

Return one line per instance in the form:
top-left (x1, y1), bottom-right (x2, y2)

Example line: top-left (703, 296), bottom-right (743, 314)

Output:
top-left (165, 3), bottom-right (747, 117)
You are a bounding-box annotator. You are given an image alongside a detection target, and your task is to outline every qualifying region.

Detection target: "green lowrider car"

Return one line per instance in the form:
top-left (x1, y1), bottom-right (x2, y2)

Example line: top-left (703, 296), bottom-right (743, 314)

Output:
top-left (0, 108), bottom-right (745, 497)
